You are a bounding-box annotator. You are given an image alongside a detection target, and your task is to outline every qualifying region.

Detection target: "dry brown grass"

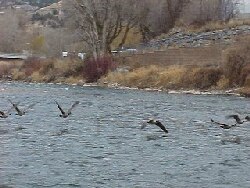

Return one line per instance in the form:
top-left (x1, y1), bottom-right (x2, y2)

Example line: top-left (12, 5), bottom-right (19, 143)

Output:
top-left (11, 68), bottom-right (26, 80)
top-left (27, 59), bottom-right (83, 82)
top-left (103, 65), bottom-right (160, 89)
top-left (237, 87), bottom-right (250, 97)
top-left (222, 36), bottom-right (250, 87)
top-left (186, 19), bottom-right (250, 33)
top-left (7, 58), bottom-right (85, 83)
top-left (102, 65), bottom-right (222, 90)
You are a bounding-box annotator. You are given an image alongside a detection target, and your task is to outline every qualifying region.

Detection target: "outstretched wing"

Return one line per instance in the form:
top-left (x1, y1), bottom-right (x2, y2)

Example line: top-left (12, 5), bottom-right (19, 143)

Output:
top-left (155, 121), bottom-right (168, 133)
top-left (226, 115), bottom-right (241, 122)
top-left (55, 101), bottom-right (65, 115)
top-left (211, 119), bottom-right (226, 126)
top-left (211, 119), bottom-right (235, 129)
top-left (24, 103), bottom-right (37, 113)
top-left (141, 121), bottom-right (148, 129)
top-left (6, 105), bottom-right (15, 114)
top-left (67, 101), bottom-right (79, 114)
top-left (8, 99), bottom-right (22, 114)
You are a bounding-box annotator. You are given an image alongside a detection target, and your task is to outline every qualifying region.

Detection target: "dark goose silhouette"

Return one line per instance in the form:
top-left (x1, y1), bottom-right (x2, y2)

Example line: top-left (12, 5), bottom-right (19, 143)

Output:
top-left (141, 119), bottom-right (168, 133)
top-left (211, 119), bottom-right (236, 129)
top-left (0, 106), bottom-right (14, 118)
top-left (226, 114), bottom-right (250, 124)
top-left (0, 110), bottom-right (10, 118)
top-left (245, 116), bottom-right (250, 121)
top-left (55, 101), bottom-right (79, 118)
top-left (8, 99), bottom-right (36, 116)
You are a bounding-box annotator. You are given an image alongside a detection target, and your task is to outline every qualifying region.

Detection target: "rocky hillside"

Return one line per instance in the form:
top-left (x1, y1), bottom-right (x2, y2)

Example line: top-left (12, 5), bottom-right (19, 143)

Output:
top-left (0, 0), bottom-right (59, 8)
top-left (141, 25), bottom-right (250, 50)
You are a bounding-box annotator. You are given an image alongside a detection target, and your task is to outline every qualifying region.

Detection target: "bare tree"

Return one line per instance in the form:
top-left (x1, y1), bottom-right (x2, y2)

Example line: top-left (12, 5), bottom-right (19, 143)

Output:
top-left (182, 0), bottom-right (240, 25)
top-left (0, 9), bottom-right (27, 52)
top-left (63, 0), bottom-right (147, 59)
top-left (165, 0), bottom-right (190, 28)
top-left (217, 0), bottom-right (241, 21)
top-left (138, 0), bottom-right (190, 40)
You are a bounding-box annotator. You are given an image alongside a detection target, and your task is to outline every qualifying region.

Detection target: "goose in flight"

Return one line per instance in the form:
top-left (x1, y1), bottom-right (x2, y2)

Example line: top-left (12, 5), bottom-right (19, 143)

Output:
top-left (0, 103), bottom-right (16, 118)
top-left (226, 114), bottom-right (250, 124)
top-left (141, 119), bottom-right (168, 133)
top-left (0, 110), bottom-right (10, 118)
top-left (8, 99), bottom-right (36, 116)
top-left (55, 101), bottom-right (79, 118)
top-left (211, 119), bottom-right (237, 129)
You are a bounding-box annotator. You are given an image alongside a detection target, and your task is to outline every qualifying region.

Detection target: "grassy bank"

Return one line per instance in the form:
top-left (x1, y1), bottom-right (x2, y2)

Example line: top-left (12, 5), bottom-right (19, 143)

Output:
top-left (1, 55), bottom-right (250, 96)
top-left (1, 35), bottom-right (250, 97)
top-left (101, 35), bottom-right (250, 95)
top-left (0, 57), bottom-right (116, 84)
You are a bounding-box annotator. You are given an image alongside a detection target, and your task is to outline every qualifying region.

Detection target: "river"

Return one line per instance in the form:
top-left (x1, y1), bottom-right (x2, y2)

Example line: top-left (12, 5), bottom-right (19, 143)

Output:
top-left (0, 82), bottom-right (249, 188)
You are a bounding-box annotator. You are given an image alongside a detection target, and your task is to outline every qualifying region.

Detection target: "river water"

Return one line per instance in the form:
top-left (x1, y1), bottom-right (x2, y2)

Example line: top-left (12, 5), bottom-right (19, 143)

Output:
top-left (0, 82), bottom-right (249, 188)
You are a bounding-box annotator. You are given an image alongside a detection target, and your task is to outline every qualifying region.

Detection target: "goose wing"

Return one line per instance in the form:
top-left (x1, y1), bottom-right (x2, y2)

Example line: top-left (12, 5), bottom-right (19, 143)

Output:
top-left (155, 121), bottom-right (168, 133)
top-left (67, 101), bottom-right (79, 114)
top-left (55, 101), bottom-right (66, 115)
top-left (211, 119), bottom-right (235, 129)
top-left (8, 99), bottom-right (22, 114)
top-left (141, 121), bottom-right (148, 129)
top-left (211, 119), bottom-right (227, 126)
top-left (226, 115), bottom-right (241, 123)
top-left (6, 105), bottom-right (15, 114)
top-left (23, 103), bottom-right (37, 113)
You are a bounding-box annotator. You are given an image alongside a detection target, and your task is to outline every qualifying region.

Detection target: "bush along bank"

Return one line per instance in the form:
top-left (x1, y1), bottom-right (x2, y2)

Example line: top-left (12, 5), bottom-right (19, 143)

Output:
top-left (101, 36), bottom-right (250, 96)
top-left (1, 36), bottom-right (250, 96)
top-left (0, 56), bottom-right (116, 84)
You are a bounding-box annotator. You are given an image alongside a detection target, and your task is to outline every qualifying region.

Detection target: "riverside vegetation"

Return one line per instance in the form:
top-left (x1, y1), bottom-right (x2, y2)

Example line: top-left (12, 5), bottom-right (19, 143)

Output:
top-left (1, 25), bottom-right (250, 97)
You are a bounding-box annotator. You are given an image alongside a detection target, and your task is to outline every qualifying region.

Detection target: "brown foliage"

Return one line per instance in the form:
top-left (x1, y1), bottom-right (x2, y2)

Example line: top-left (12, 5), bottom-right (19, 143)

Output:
top-left (222, 37), bottom-right (250, 87)
top-left (21, 57), bottom-right (43, 77)
top-left (103, 65), bottom-right (222, 90)
top-left (0, 63), bottom-right (15, 77)
top-left (188, 67), bottom-right (222, 89)
top-left (84, 57), bottom-right (117, 83)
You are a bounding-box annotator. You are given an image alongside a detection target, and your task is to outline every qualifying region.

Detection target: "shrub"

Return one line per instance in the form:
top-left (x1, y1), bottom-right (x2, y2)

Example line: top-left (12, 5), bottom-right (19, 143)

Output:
top-left (190, 67), bottom-right (222, 89)
top-left (84, 57), bottom-right (116, 82)
top-left (38, 59), bottom-right (54, 75)
top-left (0, 63), bottom-right (15, 78)
top-left (21, 57), bottom-right (43, 76)
top-left (222, 37), bottom-right (250, 87)
top-left (103, 65), bottom-right (224, 90)
top-left (11, 68), bottom-right (26, 80)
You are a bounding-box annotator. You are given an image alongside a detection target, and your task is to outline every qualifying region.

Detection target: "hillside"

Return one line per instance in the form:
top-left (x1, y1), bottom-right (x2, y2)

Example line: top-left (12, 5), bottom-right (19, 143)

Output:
top-left (0, 0), bottom-right (59, 8)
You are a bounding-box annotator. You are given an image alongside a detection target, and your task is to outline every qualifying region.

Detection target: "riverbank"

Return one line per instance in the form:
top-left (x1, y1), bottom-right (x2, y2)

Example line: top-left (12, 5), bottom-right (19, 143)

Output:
top-left (1, 57), bottom-right (250, 97)
top-left (99, 61), bottom-right (250, 97)
top-left (1, 25), bottom-right (250, 97)
top-left (1, 78), bottom-right (248, 98)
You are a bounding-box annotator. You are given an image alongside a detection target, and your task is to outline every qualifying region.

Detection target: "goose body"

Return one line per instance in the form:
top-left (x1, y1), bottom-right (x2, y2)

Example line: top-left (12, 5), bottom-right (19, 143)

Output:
top-left (0, 102), bottom-right (17, 118)
top-left (55, 101), bottom-right (79, 118)
top-left (141, 119), bottom-right (168, 133)
top-left (8, 99), bottom-right (36, 116)
top-left (211, 119), bottom-right (236, 129)
top-left (226, 114), bottom-right (250, 124)
top-left (0, 110), bottom-right (9, 118)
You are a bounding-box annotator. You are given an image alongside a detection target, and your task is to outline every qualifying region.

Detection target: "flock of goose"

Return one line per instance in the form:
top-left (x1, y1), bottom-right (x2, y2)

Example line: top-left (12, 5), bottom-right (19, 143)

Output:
top-left (141, 114), bottom-right (250, 133)
top-left (210, 115), bottom-right (250, 129)
top-left (1, 99), bottom-right (249, 134)
top-left (0, 99), bottom-right (80, 119)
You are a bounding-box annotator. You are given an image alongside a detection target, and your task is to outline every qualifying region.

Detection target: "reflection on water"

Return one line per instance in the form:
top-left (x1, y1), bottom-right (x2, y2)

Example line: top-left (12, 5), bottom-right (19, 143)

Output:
top-left (0, 82), bottom-right (250, 188)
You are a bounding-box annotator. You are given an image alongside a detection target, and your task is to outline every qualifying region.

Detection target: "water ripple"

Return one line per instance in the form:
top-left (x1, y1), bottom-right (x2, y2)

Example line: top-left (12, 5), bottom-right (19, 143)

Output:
top-left (0, 82), bottom-right (250, 188)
